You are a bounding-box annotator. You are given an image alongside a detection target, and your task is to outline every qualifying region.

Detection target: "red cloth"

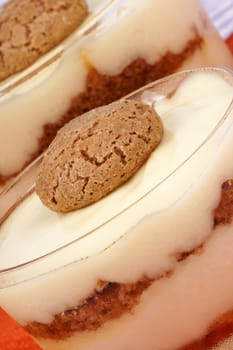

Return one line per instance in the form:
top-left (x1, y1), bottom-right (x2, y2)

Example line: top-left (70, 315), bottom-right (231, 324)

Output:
top-left (226, 33), bottom-right (233, 54)
top-left (0, 308), bottom-right (42, 350)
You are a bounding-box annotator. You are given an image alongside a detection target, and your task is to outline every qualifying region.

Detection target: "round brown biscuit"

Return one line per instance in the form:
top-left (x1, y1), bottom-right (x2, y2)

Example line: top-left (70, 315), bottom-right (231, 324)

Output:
top-left (0, 0), bottom-right (88, 82)
top-left (36, 99), bottom-right (163, 212)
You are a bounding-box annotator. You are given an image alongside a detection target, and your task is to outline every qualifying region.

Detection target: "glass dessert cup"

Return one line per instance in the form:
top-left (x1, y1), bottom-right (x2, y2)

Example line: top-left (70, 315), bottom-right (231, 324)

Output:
top-left (0, 67), bottom-right (233, 350)
top-left (0, 0), bottom-right (233, 191)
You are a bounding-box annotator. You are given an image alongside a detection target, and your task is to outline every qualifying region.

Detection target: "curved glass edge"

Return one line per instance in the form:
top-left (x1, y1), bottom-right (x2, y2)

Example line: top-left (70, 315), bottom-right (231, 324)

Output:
top-left (0, 0), bottom-right (117, 96)
top-left (126, 66), bottom-right (233, 101)
top-left (0, 66), bottom-right (233, 287)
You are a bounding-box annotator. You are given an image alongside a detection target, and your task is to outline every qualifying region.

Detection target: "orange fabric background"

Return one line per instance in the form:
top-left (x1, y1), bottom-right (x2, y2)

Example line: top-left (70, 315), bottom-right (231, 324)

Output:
top-left (226, 33), bottom-right (233, 53)
top-left (0, 308), bottom-right (42, 349)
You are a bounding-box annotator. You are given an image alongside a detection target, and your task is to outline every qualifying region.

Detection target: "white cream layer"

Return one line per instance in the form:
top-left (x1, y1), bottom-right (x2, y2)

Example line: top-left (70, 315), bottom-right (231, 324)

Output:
top-left (0, 0), bottom-right (232, 178)
top-left (37, 222), bottom-right (233, 350)
top-left (0, 71), bottom-right (233, 329)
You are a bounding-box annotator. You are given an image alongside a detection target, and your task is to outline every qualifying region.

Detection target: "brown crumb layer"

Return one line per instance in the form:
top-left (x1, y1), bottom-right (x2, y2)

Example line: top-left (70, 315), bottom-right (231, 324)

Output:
top-left (25, 277), bottom-right (153, 340)
top-left (25, 179), bottom-right (233, 347)
top-left (0, 31), bottom-right (202, 186)
top-left (214, 179), bottom-right (233, 225)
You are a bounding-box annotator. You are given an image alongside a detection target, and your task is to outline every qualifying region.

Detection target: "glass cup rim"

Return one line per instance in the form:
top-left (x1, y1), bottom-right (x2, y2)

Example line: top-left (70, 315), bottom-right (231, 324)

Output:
top-left (0, 66), bottom-right (233, 281)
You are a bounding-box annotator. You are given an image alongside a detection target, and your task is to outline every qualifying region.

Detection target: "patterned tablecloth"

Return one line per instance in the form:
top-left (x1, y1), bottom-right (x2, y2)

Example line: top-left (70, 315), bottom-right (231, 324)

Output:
top-left (200, 0), bottom-right (233, 53)
top-left (200, 0), bottom-right (233, 39)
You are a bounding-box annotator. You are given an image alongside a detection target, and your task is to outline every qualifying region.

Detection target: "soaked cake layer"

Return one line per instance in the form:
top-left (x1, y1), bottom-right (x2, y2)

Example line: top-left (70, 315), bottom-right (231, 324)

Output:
top-left (0, 0), bottom-right (232, 185)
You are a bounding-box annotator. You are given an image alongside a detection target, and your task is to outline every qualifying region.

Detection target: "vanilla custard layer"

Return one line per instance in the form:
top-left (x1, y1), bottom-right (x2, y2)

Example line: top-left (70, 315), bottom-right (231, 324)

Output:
top-left (37, 223), bottom-right (233, 350)
top-left (0, 0), bottom-right (233, 178)
top-left (0, 72), bottom-right (233, 328)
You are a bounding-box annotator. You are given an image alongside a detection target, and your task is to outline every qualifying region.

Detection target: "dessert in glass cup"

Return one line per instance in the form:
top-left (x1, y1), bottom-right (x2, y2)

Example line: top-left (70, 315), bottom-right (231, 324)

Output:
top-left (0, 67), bottom-right (233, 349)
top-left (0, 0), bottom-right (233, 189)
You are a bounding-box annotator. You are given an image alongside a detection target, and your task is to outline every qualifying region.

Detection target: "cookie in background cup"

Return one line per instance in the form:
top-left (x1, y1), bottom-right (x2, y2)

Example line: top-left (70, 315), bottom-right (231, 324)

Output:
top-left (0, 0), bottom-right (88, 81)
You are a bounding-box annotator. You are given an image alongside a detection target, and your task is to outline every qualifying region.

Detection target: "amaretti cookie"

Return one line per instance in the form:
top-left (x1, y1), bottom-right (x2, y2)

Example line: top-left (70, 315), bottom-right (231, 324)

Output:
top-left (0, 67), bottom-right (233, 350)
top-left (36, 100), bottom-right (163, 212)
top-left (0, 0), bottom-right (233, 189)
top-left (0, 0), bottom-right (88, 81)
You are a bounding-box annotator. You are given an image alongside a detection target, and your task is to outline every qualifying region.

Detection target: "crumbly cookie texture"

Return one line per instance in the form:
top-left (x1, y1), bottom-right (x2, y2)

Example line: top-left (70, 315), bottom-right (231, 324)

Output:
top-left (0, 0), bottom-right (88, 82)
top-left (36, 99), bottom-right (163, 212)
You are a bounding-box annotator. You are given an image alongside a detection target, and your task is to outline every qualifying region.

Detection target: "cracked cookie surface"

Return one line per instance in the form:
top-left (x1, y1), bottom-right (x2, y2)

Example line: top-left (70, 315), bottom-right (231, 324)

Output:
top-left (36, 99), bottom-right (163, 212)
top-left (0, 0), bottom-right (88, 82)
